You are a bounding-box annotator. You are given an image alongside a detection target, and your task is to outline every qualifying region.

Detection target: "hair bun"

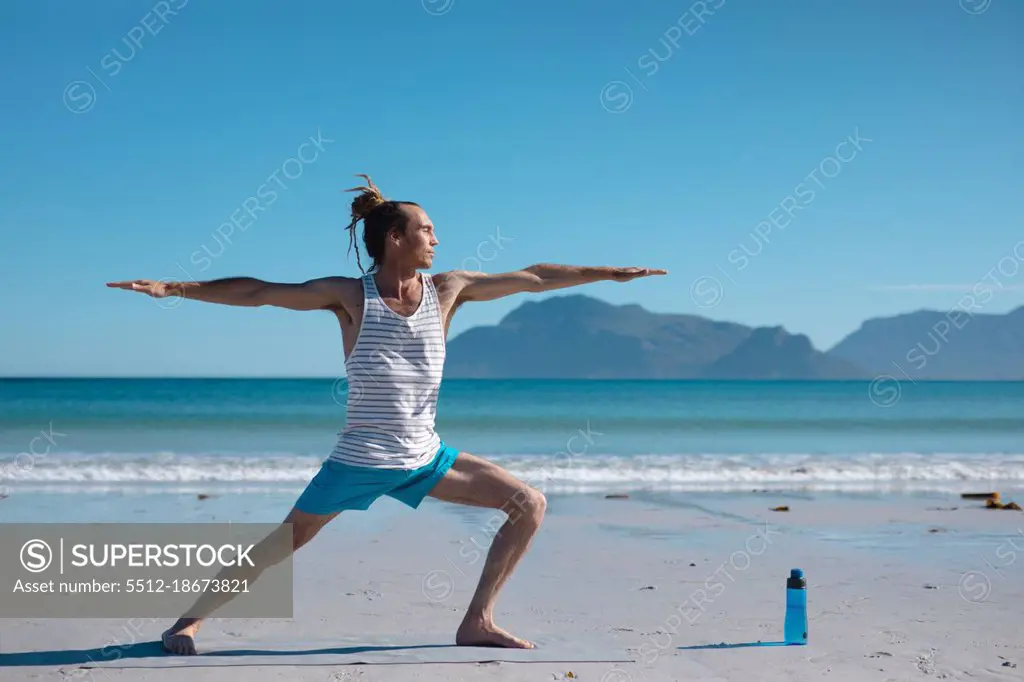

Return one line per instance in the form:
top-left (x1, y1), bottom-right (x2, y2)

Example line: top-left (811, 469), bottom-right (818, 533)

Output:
top-left (344, 173), bottom-right (388, 221)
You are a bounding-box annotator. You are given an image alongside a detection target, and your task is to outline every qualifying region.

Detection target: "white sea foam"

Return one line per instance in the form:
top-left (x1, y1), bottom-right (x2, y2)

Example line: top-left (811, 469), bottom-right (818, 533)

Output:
top-left (2, 451), bottom-right (1023, 493)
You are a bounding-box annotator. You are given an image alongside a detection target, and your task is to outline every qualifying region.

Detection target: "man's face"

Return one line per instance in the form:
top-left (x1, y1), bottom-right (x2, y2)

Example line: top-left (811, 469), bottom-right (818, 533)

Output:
top-left (395, 205), bottom-right (439, 268)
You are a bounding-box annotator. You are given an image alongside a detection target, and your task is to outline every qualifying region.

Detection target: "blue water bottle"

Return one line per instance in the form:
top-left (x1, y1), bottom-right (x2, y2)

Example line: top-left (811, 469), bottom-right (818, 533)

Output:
top-left (784, 568), bottom-right (808, 645)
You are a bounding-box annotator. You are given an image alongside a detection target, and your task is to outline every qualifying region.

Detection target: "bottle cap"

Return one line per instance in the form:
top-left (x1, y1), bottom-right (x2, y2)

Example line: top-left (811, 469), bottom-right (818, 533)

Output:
top-left (790, 568), bottom-right (804, 578)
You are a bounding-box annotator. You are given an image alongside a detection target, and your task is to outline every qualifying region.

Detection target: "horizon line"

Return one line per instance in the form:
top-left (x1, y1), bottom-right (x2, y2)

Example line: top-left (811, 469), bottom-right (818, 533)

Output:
top-left (3, 376), bottom-right (1024, 383)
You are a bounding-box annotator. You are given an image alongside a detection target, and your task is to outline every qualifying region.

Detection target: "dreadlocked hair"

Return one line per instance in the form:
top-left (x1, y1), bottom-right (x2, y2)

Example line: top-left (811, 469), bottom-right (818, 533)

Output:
top-left (343, 174), bottom-right (419, 274)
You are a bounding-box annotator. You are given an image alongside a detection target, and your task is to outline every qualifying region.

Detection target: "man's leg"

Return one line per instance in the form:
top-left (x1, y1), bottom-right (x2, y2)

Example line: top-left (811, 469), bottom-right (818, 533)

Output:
top-left (427, 452), bottom-right (547, 648)
top-left (161, 507), bottom-right (338, 655)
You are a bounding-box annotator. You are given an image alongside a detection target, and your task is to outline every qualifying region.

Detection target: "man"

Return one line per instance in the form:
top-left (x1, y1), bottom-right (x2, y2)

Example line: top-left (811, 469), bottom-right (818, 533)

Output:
top-left (107, 175), bottom-right (666, 654)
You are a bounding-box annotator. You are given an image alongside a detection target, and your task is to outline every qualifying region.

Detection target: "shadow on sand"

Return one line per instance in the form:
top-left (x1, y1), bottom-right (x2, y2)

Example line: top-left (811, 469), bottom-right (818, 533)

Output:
top-left (0, 641), bottom-right (453, 667)
top-left (678, 641), bottom-right (799, 650)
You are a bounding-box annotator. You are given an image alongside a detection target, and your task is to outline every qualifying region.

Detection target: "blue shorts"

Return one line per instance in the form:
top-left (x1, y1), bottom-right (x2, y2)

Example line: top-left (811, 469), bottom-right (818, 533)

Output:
top-left (294, 441), bottom-right (459, 515)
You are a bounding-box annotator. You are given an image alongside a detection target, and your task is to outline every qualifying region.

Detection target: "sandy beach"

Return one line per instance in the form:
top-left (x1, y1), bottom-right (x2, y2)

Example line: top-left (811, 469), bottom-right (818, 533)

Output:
top-left (2, 489), bottom-right (1022, 682)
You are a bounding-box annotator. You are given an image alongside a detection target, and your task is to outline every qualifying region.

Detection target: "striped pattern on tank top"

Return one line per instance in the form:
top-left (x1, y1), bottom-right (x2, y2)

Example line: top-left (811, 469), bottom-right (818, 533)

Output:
top-left (329, 271), bottom-right (446, 469)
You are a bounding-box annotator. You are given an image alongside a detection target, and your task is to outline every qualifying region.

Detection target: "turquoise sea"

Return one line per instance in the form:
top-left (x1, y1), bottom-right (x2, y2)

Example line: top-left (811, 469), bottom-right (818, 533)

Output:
top-left (3, 379), bottom-right (1024, 511)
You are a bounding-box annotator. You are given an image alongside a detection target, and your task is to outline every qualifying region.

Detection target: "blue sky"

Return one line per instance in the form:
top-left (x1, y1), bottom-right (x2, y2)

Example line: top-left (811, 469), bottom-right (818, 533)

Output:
top-left (2, 0), bottom-right (1021, 377)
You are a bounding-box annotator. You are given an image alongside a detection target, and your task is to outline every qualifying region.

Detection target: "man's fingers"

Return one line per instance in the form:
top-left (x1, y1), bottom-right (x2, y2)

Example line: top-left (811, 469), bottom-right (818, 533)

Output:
top-left (622, 268), bottom-right (667, 276)
top-left (106, 280), bottom-right (155, 293)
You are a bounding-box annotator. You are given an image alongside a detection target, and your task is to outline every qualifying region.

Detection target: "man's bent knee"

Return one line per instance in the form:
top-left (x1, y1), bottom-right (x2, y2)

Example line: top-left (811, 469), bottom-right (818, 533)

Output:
top-left (505, 487), bottom-right (546, 524)
top-left (530, 489), bottom-right (547, 518)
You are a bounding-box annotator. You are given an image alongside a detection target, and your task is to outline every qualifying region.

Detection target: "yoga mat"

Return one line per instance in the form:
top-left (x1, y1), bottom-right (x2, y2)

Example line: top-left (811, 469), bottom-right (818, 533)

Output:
top-left (74, 633), bottom-right (634, 668)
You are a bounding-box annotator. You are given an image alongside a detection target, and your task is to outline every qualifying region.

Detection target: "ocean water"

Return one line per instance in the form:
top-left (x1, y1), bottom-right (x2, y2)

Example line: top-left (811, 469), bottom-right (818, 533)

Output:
top-left (2, 379), bottom-right (1024, 508)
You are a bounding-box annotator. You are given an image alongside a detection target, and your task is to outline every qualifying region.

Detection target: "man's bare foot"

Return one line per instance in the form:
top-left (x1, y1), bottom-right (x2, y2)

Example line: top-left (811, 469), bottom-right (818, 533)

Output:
top-left (456, 618), bottom-right (535, 649)
top-left (161, 620), bottom-right (200, 656)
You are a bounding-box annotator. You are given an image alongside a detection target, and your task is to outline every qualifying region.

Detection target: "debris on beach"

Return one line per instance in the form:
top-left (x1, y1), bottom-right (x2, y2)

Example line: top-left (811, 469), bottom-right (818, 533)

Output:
top-left (605, 494), bottom-right (629, 500)
top-left (638, 585), bottom-right (656, 591)
top-left (926, 506), bottom-right (958, 511)
top-left (927, 528), bottom-right (947, 533)
top-left (197, 493), bottom-right (213, 501)
top-left (956, 491), bottom-right (1023, 510)
top-left (923, 584), bottom-right (938, 589)
top-left (690, 562), bottom-right (697, 567)
top-left (985, 498), bottom-right (1023, 511)
top-left (1003, 661), bottom-right (1017, 668)
top-left (961, 492), bottom-right (1000, 500)
top-left (771, 505), bottom-right (790, 512)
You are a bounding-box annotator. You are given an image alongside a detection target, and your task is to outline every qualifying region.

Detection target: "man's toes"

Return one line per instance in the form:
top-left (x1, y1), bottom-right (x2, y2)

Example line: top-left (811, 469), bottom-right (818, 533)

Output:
top-left (162, 633), bottom-right (196, 655)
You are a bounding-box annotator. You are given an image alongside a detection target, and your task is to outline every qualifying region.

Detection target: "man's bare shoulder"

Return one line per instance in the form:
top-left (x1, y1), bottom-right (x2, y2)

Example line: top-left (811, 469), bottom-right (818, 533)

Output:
top-left (431, 270), bottom-right (472, 294)
top-left (306, 276), bottom-right (363, 311)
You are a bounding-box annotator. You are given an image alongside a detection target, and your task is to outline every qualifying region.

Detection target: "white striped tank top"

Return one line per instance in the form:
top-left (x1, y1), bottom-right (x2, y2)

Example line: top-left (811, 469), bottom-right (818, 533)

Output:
top-left (330, 271), bottom-right (446, 469)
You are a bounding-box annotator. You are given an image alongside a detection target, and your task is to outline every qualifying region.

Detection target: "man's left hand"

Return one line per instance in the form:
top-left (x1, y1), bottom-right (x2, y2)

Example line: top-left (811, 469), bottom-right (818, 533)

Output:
top-left (609, 267), bottom-right (668, 282)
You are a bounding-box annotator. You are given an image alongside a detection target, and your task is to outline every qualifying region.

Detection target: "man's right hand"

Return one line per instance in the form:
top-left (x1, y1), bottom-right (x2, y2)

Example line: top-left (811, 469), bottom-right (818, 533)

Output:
top-left (106, 279), bottom-right (178, 298)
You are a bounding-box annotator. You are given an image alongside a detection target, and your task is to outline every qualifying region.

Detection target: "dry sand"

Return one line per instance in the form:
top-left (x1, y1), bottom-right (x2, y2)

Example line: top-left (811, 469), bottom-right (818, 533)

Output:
top-left (2, 490), bottom-right (1022, 681)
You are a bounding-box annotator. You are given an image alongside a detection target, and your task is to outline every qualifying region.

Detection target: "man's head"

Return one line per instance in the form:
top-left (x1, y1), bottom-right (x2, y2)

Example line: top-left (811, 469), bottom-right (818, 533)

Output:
top-left (345, 174), bottom-right (438, 273)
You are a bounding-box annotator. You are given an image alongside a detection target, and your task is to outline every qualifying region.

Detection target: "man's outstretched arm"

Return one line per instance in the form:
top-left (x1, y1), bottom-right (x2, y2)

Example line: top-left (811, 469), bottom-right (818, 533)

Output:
top-left (448, 264), bottom-right (667, 303)
top-left (106, 277), bottom-right (352, 311)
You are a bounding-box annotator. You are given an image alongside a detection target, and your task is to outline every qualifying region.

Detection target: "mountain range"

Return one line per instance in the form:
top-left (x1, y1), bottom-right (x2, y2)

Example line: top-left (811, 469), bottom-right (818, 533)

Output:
top-left (444, 295), bottom-right (1024, 380)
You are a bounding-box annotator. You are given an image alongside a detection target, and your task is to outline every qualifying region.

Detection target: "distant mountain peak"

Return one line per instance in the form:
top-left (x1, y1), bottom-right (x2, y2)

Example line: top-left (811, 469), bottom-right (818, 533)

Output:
top-left (447, 296), bottom-right (864, 379)
top-left (444, 295), bottom-right (1024, 380)
top-left (699, 326), bottom-right (861, 379)
top-left (828, 305), bottom-right (1024, 380)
